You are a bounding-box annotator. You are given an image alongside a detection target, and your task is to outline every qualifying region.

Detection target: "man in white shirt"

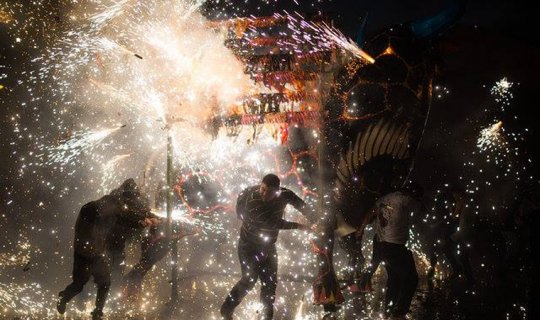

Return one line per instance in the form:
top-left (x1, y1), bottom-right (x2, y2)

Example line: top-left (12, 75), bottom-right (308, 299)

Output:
top-left (371, 184), bottom-right (422, 317)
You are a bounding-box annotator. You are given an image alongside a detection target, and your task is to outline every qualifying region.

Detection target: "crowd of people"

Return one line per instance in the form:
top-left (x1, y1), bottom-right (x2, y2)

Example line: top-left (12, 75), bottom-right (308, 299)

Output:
top-left (57, 178), bottom-right (191, 319)
top-left (56, 175), bottom-right (539, 320)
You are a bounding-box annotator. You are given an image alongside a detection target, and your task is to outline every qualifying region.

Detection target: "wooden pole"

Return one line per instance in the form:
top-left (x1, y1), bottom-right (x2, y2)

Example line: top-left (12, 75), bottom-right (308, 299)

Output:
top-left (166, 131), bottom-right (179, 301)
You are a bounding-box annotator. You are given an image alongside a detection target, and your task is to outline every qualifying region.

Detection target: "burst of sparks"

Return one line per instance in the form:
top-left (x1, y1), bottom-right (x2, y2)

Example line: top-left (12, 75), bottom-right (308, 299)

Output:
top-left (490, 77), bottom-right (513, 111)
top-left (38, 126), bottom-right (123, 166)
top-left (477, 120), bottom-right (506, 153)
top-left (0, 1), bottom-right (334, 318)
top-left (274, 11), bottom-right (374, 63)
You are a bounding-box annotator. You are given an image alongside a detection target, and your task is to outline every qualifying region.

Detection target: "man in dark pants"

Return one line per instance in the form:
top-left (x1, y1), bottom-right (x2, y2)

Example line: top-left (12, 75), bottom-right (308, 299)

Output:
top-left (220, 174), bottom-right (315, 320)
top-left (105, 188), bottom-right (159, 281)
top-left (123, 218), bottom-right (198, 301)
top-left (122, 221), bottom-right (168, 300)
top-left (371, 185), bottom-right (421, 318)
top-left (57, 179), bottom-right (152, 320)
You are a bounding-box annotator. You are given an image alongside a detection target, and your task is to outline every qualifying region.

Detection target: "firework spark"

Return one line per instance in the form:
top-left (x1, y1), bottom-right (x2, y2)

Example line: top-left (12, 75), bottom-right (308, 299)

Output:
top-left (38, 126), bottom-right (123, 166)
top-left (490, 77), bottom-right (513, 111)
top-left (274, 11), bottom-right (374, 63)
top-left (477, 120), bottom-right (506, 153)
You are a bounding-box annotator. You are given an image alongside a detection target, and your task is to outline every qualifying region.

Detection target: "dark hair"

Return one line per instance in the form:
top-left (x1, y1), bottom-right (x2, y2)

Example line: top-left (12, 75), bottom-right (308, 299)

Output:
top-left (121, 178), bottom-right (140, 198)
top-left (121, 178), bottom-right (138, 192)
top-left (262, 174), bottom-right (280, 189)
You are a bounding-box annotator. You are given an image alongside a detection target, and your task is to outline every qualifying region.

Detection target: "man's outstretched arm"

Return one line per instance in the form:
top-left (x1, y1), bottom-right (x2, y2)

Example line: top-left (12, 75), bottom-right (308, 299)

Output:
top-left (242, 214), bottom-right (307, 230)
top-left (285, 189), bottom-right (317, 223)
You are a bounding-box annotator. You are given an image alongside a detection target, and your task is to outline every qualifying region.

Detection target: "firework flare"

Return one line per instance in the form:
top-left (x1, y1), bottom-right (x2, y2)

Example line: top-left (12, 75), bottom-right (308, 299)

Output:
top-left (490, 77), bottom-right (513, 111)
top-left (274, 11), bottom-right (374, 63)
top-left (0, 1), bottom-right (340, 318)
top-left (477, 120), bottom-right (506, 153)
top-left (39, 126), bottom-right (123, 166)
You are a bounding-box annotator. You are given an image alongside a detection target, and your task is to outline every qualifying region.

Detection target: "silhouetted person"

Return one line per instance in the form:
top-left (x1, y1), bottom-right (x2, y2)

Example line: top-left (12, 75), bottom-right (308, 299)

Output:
top-left (123, 218), bottom-right (198, 301)
top-left (367, 184), bottom-right (422, 317)
top-left (220, 174), bottom-right (315, 320)
top-left (105, 188), bottom-right (156, 280)
top-left (57, 179), bottom-right (151, 320)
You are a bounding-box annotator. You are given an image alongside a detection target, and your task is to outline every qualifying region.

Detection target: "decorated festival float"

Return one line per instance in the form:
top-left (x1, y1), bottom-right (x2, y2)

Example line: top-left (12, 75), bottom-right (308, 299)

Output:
top-left (181, 3), bottom-right (466, 314)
